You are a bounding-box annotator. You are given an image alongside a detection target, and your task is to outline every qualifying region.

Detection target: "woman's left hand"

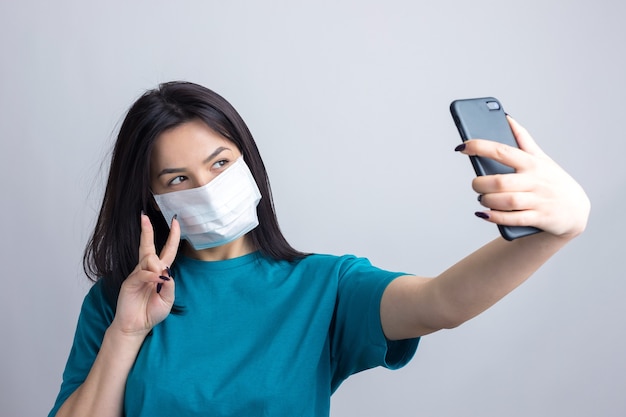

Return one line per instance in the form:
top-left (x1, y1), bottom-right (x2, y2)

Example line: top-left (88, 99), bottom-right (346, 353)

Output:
top-left (457, 116), bottom-right (590, 239)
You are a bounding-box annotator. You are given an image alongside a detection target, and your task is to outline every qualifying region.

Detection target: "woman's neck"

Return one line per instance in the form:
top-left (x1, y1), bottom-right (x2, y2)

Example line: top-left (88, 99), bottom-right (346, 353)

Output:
top-left (181, 235), bottom-right (256, 261)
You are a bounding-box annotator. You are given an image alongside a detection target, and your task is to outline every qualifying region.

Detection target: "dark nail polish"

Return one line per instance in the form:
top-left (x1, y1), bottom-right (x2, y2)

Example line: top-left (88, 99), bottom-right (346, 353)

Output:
top-left (159, 275), bottom-right (171, 281)
top-left (173, 214), bottom-right (178, 220)
top-left (166, 266), bottom-right (172, 277)
top-left (454, 143), bottom-right (466, 152)
top-left (474, 211), bottom-right (490, 219)
top-left (477, 194), bottom-right (483, 202)
top-left (156, 282), bottom-right (163, 294)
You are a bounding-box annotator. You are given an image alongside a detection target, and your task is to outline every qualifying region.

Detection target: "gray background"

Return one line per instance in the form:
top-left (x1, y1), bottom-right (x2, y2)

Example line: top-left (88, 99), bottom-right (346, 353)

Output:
top-left (1, 1), bottom-right (624, 416)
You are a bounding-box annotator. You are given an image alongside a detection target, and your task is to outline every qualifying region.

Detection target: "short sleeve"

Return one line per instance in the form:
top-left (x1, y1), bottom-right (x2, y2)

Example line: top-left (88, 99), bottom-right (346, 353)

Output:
top-left (48, 281), bottom-right (115, 417)
top-left (329, 256), bottom-right (419, 392)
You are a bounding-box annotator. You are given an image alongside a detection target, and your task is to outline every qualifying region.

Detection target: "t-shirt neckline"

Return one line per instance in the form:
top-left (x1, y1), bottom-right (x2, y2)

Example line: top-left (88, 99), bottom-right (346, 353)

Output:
top-left (175, 250), bottom-right (262, 272)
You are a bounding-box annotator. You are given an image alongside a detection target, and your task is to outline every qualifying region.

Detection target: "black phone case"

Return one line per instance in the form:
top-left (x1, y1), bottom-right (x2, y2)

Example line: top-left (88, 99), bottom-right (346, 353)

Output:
top-left (450, 97), bottom-right (541, 241)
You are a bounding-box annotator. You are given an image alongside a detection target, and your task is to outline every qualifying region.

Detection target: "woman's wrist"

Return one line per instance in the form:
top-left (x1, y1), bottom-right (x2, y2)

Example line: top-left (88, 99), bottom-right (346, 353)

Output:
top-left (104, 324), bottom-right (149, 355)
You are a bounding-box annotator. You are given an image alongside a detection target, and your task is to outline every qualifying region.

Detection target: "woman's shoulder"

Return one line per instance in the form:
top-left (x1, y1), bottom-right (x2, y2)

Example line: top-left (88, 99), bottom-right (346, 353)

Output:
top-left (289, 252), bottom-right (375, 273)
top-left (300, 253), bottom-right (359, 263)
top-left (78, 278), bottom-right (116, 319)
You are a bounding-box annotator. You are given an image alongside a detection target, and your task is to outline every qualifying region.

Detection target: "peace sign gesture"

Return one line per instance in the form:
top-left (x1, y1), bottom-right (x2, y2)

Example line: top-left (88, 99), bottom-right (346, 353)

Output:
top-left (110, 214), bottom-right (181, 338)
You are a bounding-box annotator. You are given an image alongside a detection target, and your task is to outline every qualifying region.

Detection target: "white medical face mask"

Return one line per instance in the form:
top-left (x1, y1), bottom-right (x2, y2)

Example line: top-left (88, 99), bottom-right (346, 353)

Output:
top-left (153, 156), bottom-right (262, 250)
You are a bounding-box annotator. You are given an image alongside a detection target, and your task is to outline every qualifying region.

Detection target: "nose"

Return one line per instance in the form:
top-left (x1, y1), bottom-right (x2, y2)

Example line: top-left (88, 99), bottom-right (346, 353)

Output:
top-left (194, 176), bottom-right (211, 189)
top-left (193, 171), bottom-right (218, 189)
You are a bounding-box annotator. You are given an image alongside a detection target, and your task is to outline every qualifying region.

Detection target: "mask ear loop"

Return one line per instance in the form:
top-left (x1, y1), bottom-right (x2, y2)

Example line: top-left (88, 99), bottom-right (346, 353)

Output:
top-left (149, 194), bottom-right (161, 212)
top-left (146, 180), bottom-right (161, 213)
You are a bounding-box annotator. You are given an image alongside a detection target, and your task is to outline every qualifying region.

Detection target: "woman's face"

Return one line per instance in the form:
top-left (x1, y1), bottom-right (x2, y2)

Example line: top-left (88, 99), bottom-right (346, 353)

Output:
top-left (150, 119), bottom-right (242, 195)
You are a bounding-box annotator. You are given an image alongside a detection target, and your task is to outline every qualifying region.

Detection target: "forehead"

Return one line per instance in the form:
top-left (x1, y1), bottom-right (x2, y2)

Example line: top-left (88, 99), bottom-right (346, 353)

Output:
top-left (151, 119), bottom-right (237, 165)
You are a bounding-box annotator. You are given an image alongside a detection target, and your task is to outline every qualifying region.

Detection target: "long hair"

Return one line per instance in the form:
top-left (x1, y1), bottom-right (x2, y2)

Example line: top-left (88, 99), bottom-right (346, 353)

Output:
top-left (83, 81), bottom-right (306, 305)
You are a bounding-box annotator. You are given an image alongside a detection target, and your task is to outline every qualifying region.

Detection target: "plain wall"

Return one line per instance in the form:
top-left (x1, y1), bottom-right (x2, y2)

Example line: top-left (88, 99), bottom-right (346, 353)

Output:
top-left (1, 1), bottom-right (624, 416)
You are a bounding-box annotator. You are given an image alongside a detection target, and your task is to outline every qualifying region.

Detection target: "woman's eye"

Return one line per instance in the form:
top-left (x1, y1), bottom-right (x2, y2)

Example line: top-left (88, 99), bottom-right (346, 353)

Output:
top-left (213, 159), bottom-right (228, 169)
top-left (169, 175), bottom-right (186, 186)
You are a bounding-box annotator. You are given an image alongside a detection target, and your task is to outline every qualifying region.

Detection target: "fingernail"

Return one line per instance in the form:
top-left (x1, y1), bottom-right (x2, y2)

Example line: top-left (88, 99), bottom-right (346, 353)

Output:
top-left (166, 266), bottom-right (172, 277)
top-left (454, 143), bottom-right (466, 152)
top-left (477, 194), bottom-right (483, 202)
top-left (159, 275), bottom-right (171, 281)
top-left (173, 214), bottom-right (178, 221)
top-left (141, 210), bottom-right (145, 216)
top-left (156, 282), bottom-right (163, 294)
top-left (474, 211), bottom-right (490, 219)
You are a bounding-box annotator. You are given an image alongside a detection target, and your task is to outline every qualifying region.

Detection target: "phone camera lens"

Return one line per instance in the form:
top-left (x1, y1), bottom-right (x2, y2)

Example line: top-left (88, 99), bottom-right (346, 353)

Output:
top-left (486, 101), bottom-right (500, 110)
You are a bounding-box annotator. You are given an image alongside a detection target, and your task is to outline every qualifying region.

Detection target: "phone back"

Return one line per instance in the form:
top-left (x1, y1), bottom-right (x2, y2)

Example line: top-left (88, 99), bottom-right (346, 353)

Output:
top-left (450, 97), bottom-right (516, 176)
top-left (450, 97), bottom-right (541, 241)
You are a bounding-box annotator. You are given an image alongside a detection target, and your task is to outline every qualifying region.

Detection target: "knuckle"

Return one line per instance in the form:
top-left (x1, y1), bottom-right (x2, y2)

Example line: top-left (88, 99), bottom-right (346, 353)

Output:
top-left (515, 209), bottom-right (534, 226)
top-left (471, 178), bottom-right (479, 192)
top-left (495, 143), bottom-right (512, 158)
top-left (138, 252), bottom-right (153, 264)
top-left (471, 177), bottom-right (485, 193)
top-left (492, 174), bottom-right (508, 189)
top-left (140, 252), bottom-right (162, 271)
top-left (505, 193), bottom-right (522, 209)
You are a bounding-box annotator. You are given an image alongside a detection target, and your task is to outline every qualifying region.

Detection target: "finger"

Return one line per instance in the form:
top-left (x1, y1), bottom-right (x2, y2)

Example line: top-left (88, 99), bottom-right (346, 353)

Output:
top-left (159, 215), bottom-right (181, 268)
top-left (478, 191), bottom-right (536, 212)
top-left (136, 252), bottom-right (169, 276)
top-left (459, 139), bottom-right (532, 172)
top-left (472, 172), bottom-right (535, 194)
top-left (155, 276), bottom-right (175, 304)
top-left (121, 268), bottom-right (175, 311)
top-left (507, 116), bottom-right (545, 156)
top-left (475, 208), bottom-right (540, 229)
top-left (138, 213), bottom-right (157, 261)
top-left (124, 267), bottom-right (168, 290)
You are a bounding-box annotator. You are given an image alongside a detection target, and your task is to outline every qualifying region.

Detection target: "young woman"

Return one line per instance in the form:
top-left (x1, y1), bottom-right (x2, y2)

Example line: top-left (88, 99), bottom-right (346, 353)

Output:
top-left (49, 81), bottom-right (590, 416)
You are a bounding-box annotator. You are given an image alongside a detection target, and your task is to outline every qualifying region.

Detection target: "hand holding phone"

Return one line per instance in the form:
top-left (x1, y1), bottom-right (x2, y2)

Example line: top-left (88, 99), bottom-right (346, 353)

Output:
top-left (450, 97), bottom-right (542, 241)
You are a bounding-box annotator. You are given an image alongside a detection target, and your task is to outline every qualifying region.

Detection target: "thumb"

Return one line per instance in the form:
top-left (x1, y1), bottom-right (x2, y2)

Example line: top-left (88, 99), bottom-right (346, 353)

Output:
top-left (507, 115), bottom-right (545, 157)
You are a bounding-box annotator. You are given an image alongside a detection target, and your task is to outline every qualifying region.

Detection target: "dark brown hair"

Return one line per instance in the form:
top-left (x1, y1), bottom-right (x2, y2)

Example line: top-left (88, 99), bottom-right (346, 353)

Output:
top-left (83, 81), bottom-right (306, 306)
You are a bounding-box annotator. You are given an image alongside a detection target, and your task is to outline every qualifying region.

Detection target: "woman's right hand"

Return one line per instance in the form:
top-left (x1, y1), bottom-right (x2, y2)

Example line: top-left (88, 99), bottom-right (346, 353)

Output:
top-left (110, 214), bottom-right (180, 338)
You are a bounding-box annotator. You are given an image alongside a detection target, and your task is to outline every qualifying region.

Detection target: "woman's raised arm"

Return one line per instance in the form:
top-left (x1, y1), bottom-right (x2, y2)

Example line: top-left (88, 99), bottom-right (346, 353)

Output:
top-left (381, 117), bottom-right (590, 340)
top-left (55, 215), bottom-right (180, 417)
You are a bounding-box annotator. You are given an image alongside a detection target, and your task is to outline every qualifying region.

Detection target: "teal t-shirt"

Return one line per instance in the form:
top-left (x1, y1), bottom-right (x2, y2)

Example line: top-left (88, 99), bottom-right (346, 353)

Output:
top-left (49, 252), bottom-right (419, 416)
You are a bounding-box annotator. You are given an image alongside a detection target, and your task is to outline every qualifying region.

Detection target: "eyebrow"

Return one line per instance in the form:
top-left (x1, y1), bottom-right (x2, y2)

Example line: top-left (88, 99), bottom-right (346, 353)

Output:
top-left (156, 146), bottom-right (231, 178)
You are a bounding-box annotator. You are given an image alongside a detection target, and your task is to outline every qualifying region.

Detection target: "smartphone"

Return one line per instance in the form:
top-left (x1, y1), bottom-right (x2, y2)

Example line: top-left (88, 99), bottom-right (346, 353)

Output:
top-left (449, 97), bottom-right (541, 241)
